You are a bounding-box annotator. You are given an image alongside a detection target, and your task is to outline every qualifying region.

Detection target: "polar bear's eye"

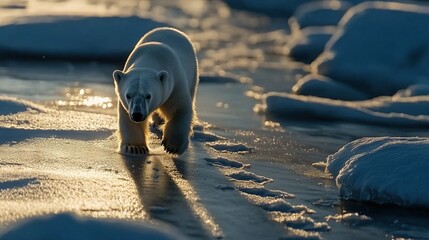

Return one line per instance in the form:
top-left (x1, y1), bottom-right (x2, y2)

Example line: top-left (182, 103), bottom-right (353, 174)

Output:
top-left (145, 95), bottom-right (151, 100)
top-left (126, 94), bottom-right (131, 99)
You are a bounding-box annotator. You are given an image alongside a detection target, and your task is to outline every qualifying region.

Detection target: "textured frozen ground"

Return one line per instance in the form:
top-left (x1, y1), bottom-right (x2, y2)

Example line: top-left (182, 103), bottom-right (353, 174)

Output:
top-left (0, 97), bottom-right (290, 239)
top-left (1, 0), bottom-right (429, 239)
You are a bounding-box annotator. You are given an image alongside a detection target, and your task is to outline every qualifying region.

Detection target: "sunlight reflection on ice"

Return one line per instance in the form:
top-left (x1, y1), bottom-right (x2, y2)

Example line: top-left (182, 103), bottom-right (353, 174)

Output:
top-left (55, 87), bottom-right (113, 110)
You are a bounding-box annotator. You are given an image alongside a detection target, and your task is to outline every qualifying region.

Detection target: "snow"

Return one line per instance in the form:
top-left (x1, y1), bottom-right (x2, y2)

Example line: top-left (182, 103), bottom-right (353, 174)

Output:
top-left (286, 27), bottom-right (336, 64)
top-left (260, 2), bottom-right (429, 125)
top-left (326, 137), bottom-right (429, 208)
top-left (256, 92), bottom-right (429, 126)
top-left (289, 1), bottom-right (351, 31)
top-left (0, 213), bottom-right (185, 240)
top-left (325, 213), bottom-right (372, 227)
top-left (291, 74), bottom-right (367, 100)
top-left (313, 2), bottom-right (429, 97)
top-left (0, 16), bottom-right (167, 61)
top-left (237, 186), bottom-right (295, 199)
top-left (286, 1), bottom-right (351, 63)
top-left (221, 0), bottom-right (313, 17)
top-left (269, 212), bottom-right (330, 232)
top-left (2, 0), bottom-right (429, 238)
top-left (258, 199), bottom-right (315, 214)
top-left (227, 170), bottom-right (273, 184)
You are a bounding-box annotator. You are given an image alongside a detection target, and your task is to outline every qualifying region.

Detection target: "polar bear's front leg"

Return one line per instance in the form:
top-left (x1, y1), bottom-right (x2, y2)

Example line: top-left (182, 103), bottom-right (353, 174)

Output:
top-left (162, 107), bottom-right (193, 155)
top-left (117, 104), bottom-right (149, 155)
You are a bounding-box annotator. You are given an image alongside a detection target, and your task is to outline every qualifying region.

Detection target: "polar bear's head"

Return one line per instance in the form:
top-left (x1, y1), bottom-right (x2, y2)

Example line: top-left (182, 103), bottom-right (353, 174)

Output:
top-left (113, 68), bottom-right (169, 123)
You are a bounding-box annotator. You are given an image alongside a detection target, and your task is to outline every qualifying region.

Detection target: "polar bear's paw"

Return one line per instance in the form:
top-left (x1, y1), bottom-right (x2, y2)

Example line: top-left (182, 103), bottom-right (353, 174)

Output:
top-left (161, 136), bottom-right (189, 155)
top-left (120, 144), bottom-right (149, 155)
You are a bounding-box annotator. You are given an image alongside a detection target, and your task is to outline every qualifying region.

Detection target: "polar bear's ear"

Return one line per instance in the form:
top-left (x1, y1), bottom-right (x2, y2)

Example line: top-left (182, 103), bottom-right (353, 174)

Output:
top-left (113, 70), bottom-right (125, 83)
top-left (156, 70), bottom-right (169, 83)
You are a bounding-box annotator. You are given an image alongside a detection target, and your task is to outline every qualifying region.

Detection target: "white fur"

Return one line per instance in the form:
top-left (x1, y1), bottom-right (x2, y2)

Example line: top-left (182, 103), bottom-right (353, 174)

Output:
top-left (113, 27), bottom-right (198, 155)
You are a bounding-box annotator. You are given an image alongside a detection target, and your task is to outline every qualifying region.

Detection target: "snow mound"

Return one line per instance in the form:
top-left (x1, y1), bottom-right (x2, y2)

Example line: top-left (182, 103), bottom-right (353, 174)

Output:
top-left (0, 16), bottom-right (167, 61)
top-left (393, 84), bottom-right (429, 98)
top-left (325, 213), bottom-right (372, 227)
top-left (256, 93), bottom-right (429, 127)
top-left (292, 74), bottom-right (367, 100)
top-left (227, 170), bottom-right (273, 184)
top-left (286, 27), bottom-right (336, 64)
top-left (259, 199), bottom-right (315, 214)
top-left (326, 137), bottom-right (429, 208)
top-left (237, 186), bottom-right (295, 199)
top-left (222, 0), bottom-right (313, 17)
top-left (289, 1), bottom-right (351, 31)
top-left (0, 213), bottom-right (184, 240)
top-left (269, 212), bottom-right (330, 232)
top-left (313, 2), bottom-right (429, 97)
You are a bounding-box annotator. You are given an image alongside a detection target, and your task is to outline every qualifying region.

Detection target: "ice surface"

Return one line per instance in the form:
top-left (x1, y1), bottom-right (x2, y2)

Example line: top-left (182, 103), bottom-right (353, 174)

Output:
top-left (206, 142), bottom-right (252, 153)
top-left (192, 131), bottom-right (225, 142)
top-left (0, 96), bottom-right (116, 132)
top-left (204, 157), bottom-right (249, 169)
top-left (326, 137), bottom-right (429, 208)
top-left (0, 16), bottom-right (167, 61)
top-left (313, 2), bottom-right (429, 97)
top-left (199, 75), bottom-right (244, 84)
top-left (0, 213), bottom-right (184, 240)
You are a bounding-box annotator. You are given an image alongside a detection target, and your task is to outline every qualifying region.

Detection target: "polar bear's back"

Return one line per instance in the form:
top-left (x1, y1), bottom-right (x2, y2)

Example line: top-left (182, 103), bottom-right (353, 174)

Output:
top-left (136, 27), bottom-right (198, 95)
top-left (137, 27), bottom-right (196, 62)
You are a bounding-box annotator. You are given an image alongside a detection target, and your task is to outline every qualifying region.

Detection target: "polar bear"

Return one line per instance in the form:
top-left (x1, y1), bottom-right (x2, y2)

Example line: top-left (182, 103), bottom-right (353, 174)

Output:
top-left (113, 27), bottom-right (198, 155)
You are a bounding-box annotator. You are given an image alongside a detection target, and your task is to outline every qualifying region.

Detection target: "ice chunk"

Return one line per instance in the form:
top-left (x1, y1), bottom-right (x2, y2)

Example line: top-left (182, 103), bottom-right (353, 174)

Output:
top-left (314, 2), bottom-right (429, 97)
top-left (326, 137), bottom-right (429, 208)
top-left (0, 16), bottom-right (167, 61)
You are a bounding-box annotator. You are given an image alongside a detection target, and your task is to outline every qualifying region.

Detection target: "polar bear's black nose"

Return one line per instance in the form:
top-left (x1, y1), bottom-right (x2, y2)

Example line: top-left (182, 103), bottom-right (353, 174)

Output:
top-left (131, 112), bottom-right (144, 122)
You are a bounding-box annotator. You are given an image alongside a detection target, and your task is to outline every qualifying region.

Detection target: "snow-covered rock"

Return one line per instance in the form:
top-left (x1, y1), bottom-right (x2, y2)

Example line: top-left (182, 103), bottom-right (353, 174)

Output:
top-left (326, 137), bottom-right (429, 208)
top-left (0, 16), bottom-right (167, 61)
top-left (313, 2), bottom-right (429, 97)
